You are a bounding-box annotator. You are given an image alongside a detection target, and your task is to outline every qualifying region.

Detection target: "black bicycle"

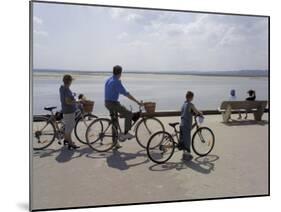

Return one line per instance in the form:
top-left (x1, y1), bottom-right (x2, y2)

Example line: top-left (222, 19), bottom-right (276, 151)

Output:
top-left (146, 115), bottom-right (215, 164)
top-left (33, 106), bottom-right (97, 150)
top-left (85, 104), bottom-right (164, 152)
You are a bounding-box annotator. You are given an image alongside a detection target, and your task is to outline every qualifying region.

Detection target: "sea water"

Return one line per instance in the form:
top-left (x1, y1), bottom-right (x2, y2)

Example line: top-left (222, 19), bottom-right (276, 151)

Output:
top-left (33, 72), bottom-right (268, 115)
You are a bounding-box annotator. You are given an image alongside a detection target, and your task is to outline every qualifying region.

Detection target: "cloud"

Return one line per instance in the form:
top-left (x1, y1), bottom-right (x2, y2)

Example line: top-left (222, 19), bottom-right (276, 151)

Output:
top-left (117, 32), bottom-right (129, 40)
top-left (33, 4), bottom-right (268, 71)
top-left (33, 16), bottom-right (43, 25)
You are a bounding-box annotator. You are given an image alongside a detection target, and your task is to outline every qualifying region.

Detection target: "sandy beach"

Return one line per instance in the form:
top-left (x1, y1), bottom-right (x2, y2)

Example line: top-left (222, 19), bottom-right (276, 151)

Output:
top-left (31, 113), bottom-right (269, 210)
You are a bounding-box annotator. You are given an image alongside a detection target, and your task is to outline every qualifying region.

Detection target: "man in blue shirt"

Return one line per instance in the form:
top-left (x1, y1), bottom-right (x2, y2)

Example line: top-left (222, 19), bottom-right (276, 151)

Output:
top-left (105, 65), bottom-right (142, 144)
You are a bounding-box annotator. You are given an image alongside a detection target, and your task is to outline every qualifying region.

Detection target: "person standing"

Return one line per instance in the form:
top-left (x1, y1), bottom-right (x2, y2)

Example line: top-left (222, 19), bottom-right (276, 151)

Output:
top-left (104, 65), bottom-right (143, 149)
top-left (178, 91), bottom-right (203, 161)
top-left (59, 74), bottom-right (80, 149)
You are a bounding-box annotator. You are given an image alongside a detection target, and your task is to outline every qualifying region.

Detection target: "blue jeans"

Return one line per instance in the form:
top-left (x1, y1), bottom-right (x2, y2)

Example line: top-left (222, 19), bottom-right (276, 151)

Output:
top-left (179, 126), bottom-right (191, 152)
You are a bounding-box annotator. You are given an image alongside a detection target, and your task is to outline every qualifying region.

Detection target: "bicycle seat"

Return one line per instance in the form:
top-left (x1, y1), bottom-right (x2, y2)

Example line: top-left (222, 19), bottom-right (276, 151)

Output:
top-left (169, 122), bottom-right (179, 128)
top-left (44, 106), bottom-right (57, 112)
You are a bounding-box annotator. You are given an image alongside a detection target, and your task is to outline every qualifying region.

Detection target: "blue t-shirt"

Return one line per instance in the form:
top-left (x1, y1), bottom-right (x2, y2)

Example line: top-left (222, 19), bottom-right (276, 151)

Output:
top-left (180, 101), bottom-right (193, 129)
top-left (59, 85), bottom-right (77, 114)
top-left (104, 75), bottom-right (129, 102)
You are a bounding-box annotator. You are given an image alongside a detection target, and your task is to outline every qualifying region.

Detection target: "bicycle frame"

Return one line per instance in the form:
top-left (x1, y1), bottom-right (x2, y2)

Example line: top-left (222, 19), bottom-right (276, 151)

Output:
top-left (170, 115), bottom-right (202, 144)
top-left (110, 105), bottom-right (143, 135)
top-left (42, 108), bottom-right (89, 144)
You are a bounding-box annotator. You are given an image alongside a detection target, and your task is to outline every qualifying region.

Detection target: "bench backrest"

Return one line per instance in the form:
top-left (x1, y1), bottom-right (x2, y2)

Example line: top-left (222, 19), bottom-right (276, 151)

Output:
top-left (220, 100), bottom-right (268, 110)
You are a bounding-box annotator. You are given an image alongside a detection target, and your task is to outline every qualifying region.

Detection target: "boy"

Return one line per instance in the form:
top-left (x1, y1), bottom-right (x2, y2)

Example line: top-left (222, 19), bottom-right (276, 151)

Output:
top-left (179, 91), bottom-right (203, 161)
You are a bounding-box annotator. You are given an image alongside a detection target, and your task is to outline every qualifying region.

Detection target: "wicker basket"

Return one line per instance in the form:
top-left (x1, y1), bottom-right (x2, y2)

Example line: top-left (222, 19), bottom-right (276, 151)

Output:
top-left (82, 100), bottom-right (94, 113)
top-left (144, 102), bottom-right (156, 113)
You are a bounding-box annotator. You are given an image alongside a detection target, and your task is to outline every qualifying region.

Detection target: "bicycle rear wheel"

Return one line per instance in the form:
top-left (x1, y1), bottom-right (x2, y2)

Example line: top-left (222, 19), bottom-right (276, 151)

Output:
top-left (86, 118), bottom-right (117, 152)
top-left (74, 113), bottom-right (98, 144)
top-left (192, 127), bottom-right (215, 156)
top-left (33, 116), bottom-right (56, 150)
top-left (135, 117), bottom-right (165, 149)
top-left (146, 131), bottom-right (175, 164)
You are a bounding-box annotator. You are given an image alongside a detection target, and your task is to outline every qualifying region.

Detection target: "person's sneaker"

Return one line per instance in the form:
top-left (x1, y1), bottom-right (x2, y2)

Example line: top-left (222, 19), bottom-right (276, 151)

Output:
top-left (118, 132), bottom-right (135, 141)
top-left (182, 151), bottom-right (193, 161)
top-left (132, 112), bottom-right (141, 123)
top-left (114, 142), bottom-right (122, 150)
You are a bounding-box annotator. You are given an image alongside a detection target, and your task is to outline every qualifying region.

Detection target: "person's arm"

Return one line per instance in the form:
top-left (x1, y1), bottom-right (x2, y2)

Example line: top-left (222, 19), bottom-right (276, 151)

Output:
top-left (126, 94), bottom-right (142, 106)
top-left (64, 89), bottom-right (81, 105)
top-left (117, 81), bottom-right (142, 106)
top-left (65, 97), bottom-right (81, 105)
top-left (190, 103), bottom-right (203, 116)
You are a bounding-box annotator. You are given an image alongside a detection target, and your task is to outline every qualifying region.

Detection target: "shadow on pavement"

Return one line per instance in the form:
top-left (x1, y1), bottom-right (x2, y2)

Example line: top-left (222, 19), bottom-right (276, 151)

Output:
top-left (148, 154), bottom-right (219, 174)
top-left (105, 149), bottom-right (150, 171)
top-left (222, 119), bottom-right (268, 126)
top-left (33, 145), bottom-right (99, 162)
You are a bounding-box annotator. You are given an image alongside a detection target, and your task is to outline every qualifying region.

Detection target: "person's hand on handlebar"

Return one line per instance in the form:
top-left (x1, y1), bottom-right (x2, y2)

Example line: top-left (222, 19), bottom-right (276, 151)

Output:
top-left (138, 100), bottom-right (144, 107)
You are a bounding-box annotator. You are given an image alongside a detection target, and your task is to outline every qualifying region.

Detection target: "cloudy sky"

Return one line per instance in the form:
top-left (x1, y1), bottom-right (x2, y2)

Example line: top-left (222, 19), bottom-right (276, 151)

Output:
top-left (33, 2), bottom-right (268, 72)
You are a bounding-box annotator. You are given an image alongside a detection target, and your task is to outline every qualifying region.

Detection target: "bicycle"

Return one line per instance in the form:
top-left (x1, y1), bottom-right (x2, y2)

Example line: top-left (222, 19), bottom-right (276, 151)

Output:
top-left (32, 106), bottom-right (97, 150)
top-left (146, 115), bottom-right (215, 164)
top-left (85, 104), bottom-right (165, 152)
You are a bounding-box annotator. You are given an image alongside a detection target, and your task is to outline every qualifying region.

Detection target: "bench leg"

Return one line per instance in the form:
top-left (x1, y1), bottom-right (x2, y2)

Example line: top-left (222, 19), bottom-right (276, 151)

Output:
top-left (222, 105), bottom-right (232, 122)
top-left (253, 106), bottom-right (265, 121)
top-left (253, 110), bottom-right (263, 121)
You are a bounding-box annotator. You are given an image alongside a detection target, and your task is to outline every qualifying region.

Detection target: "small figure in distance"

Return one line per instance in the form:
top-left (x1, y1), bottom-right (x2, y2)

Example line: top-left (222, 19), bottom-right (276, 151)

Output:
top-left (244, 89), bottom-right (256, 119)
top-left (229, 89), bottom-right (242, 120)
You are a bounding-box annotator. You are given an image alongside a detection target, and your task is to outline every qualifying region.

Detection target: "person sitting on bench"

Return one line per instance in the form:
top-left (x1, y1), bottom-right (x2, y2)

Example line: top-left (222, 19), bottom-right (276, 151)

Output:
top-left (244, 89), bottom-right (256, 119)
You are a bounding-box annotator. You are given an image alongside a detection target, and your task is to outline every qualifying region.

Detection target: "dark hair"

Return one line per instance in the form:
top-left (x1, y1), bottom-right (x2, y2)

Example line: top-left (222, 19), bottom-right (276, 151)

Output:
top-left (248, 89), bottom-right (255, 96)
top-left (113, 65), bottom-right (122, 75)
top-left (186, 91), bottom-right (194, 99)
top-left (78, 94), bottom-right (84, 100)
top-left (230, 89), bottom-right (236, 97)
top-left (63, 74), bottom-right (73, 84)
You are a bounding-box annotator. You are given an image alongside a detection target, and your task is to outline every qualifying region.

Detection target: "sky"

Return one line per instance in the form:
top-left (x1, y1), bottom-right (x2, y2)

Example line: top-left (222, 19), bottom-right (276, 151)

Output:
top-left (33, 2), bottom-right (269, 72)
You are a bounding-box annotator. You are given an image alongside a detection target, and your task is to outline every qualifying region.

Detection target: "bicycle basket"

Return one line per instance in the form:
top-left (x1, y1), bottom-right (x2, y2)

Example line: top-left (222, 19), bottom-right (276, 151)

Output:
top-left (82, 100), bottom-right (94, 113)
top-left (144, 102), bottom-right (156, 113)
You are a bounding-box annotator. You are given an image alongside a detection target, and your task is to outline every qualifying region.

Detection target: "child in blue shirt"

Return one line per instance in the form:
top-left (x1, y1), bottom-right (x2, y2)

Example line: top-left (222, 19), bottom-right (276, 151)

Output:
top-left (179, 91), bottom-right (203, 161)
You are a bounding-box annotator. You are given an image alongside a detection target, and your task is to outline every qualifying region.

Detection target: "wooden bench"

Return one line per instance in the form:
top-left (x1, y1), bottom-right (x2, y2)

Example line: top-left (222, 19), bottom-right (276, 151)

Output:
top-left (219, 100), bottom-right (268, 122)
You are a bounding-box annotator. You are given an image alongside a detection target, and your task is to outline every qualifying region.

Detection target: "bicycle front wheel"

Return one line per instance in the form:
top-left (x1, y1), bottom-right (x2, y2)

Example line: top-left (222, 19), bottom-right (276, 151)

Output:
top-left (86, 118), bottom-right (117, 152)
top-left (135, 117), bottom-right (165, 149)
top-left (192, 127), bottom-right (215, 156)
top-left (74, 113), bottom-right (98, 144)
top-left (147, 131), bottom-right (175, 164)
top-left (32, 116), bottom-right (56, 150)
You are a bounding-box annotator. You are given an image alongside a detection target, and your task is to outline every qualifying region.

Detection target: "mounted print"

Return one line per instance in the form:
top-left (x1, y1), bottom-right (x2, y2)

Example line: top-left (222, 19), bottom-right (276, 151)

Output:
top-left (30, 1), bottom-right (269, 211)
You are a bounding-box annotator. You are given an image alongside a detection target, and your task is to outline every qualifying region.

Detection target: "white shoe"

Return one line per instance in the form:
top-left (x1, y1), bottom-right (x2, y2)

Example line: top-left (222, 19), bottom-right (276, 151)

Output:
top-left (119, 132), bottom-right (135, 141)
top-left (114, 142), bottom-right (122, 150)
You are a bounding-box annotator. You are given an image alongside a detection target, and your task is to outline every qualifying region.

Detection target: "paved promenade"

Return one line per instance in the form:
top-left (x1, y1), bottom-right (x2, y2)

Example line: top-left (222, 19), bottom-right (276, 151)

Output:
top-left (31, 114), bottom-right (269, 210)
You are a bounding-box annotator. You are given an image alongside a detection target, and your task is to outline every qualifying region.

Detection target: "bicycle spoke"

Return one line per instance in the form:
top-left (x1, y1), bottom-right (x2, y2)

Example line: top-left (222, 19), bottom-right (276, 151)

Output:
top-left (136, 118), bottom-right (164, 149)
top-left (33, 117), bottom-right (55, 150)
top-left (192, 127), bottom-right (215, 156)
top-left (147, 131), bottom-right (175, 164)
top-left (86, 118), bottom-right (116, 152)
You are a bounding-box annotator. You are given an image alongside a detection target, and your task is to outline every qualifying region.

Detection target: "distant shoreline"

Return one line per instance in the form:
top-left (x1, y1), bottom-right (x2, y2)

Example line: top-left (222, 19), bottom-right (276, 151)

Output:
top-left (33, 69), bottom-right (268, 78)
